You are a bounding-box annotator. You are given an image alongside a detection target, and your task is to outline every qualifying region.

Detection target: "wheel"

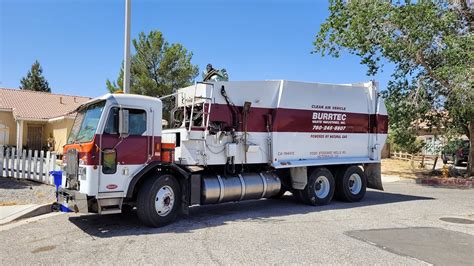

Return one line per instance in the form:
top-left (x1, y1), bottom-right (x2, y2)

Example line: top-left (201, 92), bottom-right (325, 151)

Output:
top-left (298, 168), bottom-right (335, 206)
top-left (137, 174), bottom-right (181, 227)
top-left (335, 165), bottom-right (367, 202)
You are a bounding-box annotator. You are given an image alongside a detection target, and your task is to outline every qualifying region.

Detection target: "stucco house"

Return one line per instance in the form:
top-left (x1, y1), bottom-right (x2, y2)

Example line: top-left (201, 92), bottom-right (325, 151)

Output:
top-left (414, 111), bottom-right (463, 155)
top-left (0, 88), bottom-right (90, 154)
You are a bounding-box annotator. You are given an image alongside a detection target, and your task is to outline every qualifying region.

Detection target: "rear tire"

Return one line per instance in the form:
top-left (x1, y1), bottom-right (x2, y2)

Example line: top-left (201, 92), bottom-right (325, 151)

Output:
top-left (335, 166), bottom-right (367, 202)
top-left (299, 168), bottom-right (335, 206)
top-left (137, 174), bottom-right (181, 227)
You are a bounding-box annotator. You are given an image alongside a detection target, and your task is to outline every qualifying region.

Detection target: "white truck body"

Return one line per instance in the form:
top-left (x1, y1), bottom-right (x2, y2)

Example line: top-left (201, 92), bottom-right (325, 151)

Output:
top-left (163, 80), bottom-right (387, 167)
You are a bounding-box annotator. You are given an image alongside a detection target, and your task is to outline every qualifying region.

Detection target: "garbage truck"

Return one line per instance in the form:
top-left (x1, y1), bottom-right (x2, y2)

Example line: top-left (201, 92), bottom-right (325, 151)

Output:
top-left (58, 80), bottom-right (388, 227)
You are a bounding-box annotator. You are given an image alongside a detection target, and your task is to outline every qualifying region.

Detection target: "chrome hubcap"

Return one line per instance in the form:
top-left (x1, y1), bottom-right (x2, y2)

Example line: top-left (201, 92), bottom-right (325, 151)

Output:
top-left (314, 176), bottom-right (330, 198)
top-left (155, 185), bottom-right (175, 217)
top-left (348, 174), bottom-right (362, 195)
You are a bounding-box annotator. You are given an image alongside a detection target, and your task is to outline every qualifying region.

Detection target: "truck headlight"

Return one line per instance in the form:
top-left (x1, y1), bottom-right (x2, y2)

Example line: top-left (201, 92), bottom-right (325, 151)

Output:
top-left (78, 166), bottom-right (86, 176)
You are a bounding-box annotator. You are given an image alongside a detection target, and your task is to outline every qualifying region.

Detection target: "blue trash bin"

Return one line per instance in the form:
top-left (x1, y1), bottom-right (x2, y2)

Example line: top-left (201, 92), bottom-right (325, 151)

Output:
top-left (50, 170), bottom-right (62, 189)
top-left (49, 170), bottom-right (71, 212)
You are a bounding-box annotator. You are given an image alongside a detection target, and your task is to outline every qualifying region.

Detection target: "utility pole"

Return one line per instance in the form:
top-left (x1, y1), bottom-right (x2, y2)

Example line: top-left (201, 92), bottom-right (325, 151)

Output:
top-left (123, 0), bottom-right (131, 94)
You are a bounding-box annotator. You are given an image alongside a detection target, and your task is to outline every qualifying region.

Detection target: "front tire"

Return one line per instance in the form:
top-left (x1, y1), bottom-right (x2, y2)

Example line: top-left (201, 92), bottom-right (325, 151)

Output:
top-left (299, 168), bottom-right (335, 206)
top-left (137, 174), bottom-right (181, 227)
top-left (335, 166), bottom-right (367, 202)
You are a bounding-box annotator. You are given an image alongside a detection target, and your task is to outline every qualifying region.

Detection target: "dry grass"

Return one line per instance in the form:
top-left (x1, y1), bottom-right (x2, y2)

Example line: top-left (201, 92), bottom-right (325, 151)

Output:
top-left (381, 158), bottom-right (429, 179)
top-left (0, 201), bottom-right (18, 206)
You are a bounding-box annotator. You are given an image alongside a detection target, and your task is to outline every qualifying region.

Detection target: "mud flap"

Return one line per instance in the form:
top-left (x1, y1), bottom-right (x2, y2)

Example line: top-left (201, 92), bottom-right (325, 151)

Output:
top-left (290, 167), bottom-right (307, 190)
top-left (364, 163), bottom-right (384, 191)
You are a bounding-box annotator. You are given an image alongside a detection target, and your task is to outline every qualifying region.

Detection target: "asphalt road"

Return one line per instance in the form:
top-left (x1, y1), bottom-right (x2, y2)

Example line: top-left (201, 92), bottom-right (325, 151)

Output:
top-left (1, 181), bottom-right (473, 265)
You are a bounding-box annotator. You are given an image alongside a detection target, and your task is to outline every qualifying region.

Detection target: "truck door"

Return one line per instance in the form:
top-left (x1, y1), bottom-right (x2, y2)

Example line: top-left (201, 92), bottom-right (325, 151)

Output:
top-left (368, 89), bottom-right (389, 160)
top-left (367, 84), bottom-right (377, 160)
top-left (374, 97), bottom-right (389, 158)
top-left (98, 106), bottom-right (150, 193)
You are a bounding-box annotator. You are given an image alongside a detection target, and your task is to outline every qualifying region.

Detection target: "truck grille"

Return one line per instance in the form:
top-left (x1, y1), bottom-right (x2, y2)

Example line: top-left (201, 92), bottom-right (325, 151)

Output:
top-left (65, 148), bottom-right (79, 189)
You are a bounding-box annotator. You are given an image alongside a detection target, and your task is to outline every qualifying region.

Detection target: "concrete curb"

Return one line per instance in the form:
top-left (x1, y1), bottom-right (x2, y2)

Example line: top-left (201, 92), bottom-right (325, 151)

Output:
top-left (0, 212), bottom-right (63, 232)
top-left (382, 175), bottom-right (401, 183)
top-left (417, 178), bottom-right (474, 189)
top-left (0, 203), bottom-right (53, 225)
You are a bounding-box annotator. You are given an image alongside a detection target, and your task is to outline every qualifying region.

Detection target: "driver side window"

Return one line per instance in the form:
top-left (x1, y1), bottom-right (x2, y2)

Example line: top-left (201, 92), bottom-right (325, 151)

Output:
top-left (104, 107), bottom-right (147, 136)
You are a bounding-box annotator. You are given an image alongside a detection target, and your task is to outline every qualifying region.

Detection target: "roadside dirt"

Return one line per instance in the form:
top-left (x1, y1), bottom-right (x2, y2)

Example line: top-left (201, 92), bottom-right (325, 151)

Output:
top-left (382, 158), bottom-right (473, 189)
top-left (381, 159), bottom-right (427, 179)
top-left (0, 177), bottom-right (56, 205)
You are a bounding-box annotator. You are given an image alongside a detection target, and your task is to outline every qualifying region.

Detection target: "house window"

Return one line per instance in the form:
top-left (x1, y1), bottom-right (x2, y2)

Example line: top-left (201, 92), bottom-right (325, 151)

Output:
top-left (0, 123), bottom-right (9, 145)
top-left (104, 107), bottom-right (147, 136)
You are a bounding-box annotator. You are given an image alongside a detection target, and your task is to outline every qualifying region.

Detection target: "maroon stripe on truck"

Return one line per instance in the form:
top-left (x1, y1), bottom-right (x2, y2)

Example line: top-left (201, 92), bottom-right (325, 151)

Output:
top-left (100, 134), bottom-right (161, 165)
top-left (273, 108), bottom-right (369, 133)
top-left (376, 114), bottom-right (389, 134)
top-left (208, 103), bottom-right (388, 134)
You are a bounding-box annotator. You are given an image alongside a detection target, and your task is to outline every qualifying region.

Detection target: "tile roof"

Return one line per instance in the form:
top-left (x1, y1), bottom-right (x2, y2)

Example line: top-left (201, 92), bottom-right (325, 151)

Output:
top-left (0, 88), bottom-right (91, 120)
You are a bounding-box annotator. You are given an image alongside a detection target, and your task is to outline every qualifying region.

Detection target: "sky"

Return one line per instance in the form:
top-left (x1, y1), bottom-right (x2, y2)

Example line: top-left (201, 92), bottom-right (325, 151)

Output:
top-left (0, 0), bottom-right (394, 98)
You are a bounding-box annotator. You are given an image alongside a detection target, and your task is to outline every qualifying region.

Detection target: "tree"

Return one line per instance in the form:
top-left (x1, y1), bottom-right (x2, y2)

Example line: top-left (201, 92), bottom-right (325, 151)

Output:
top-left (19, 60), bottom-right (51, 92)
top-left (106, 30), bottom-right (199, 97)
top-left (314, 0), bottom-right (474, 175)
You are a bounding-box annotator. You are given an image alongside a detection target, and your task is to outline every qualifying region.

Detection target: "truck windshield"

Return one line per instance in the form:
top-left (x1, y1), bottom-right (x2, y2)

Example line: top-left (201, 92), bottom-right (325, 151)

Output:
top-left (67, 101), bottom-right (106, 144)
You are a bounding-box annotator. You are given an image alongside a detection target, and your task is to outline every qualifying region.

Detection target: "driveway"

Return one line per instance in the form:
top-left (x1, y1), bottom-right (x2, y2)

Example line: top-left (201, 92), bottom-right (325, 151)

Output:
top-left (0, 181), bottom-right (473, 265)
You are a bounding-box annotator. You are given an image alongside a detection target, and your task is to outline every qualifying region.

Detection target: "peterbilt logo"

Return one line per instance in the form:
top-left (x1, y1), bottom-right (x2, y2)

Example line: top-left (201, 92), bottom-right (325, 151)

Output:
top-left (106, 184), bottom-right (118, 189)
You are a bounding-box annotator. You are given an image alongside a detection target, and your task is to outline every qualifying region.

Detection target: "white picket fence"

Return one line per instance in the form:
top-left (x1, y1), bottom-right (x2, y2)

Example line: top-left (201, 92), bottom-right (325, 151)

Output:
top-left (0, 147), bottom-right (60, 185)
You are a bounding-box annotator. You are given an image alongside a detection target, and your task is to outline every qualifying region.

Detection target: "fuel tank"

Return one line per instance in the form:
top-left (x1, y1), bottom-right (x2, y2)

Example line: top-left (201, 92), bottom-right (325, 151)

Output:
top-left (201, 172), bottom-right (281, 205)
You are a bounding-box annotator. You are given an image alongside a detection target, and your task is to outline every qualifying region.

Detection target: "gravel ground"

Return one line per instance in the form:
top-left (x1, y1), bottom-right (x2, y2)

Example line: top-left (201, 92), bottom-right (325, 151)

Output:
top-left (0, 181), bottom-right (472, 264)
top-left (0, 177), bottom-right (56, 205)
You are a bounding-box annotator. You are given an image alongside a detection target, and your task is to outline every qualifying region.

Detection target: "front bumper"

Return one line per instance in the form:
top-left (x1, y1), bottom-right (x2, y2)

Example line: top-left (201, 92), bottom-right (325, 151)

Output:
top-left (57, 187), bottom-right (89, 213)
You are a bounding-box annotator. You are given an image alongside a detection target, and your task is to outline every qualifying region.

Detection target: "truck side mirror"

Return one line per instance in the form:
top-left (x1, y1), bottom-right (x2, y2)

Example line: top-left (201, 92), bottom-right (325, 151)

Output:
top-left (119, 109), bottom-right (129, 138)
